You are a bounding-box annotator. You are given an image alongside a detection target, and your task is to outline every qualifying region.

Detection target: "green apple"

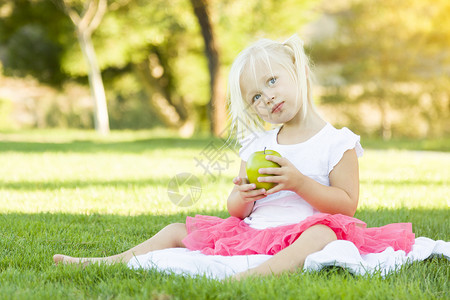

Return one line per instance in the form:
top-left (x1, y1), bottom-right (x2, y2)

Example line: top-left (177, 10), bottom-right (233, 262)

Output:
top-left (246, 148), bottom-right (282, 190)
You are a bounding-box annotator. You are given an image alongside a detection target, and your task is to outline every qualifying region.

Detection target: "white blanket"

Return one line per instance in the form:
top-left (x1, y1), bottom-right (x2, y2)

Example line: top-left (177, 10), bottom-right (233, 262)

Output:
top-left (127, 237), bottom-right (449, 280)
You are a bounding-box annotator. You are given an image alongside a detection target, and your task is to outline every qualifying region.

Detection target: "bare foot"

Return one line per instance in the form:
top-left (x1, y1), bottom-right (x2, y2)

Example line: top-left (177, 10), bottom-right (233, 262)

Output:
top-left (53, 254), bottom-right (95, 267)
top-left (230, 270), bottom-right (252, 281)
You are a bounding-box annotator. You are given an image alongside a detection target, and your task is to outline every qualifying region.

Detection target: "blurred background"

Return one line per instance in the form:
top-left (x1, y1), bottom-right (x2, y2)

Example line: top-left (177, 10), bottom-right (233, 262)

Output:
top-left (0, 0), bottom-right (449, 140)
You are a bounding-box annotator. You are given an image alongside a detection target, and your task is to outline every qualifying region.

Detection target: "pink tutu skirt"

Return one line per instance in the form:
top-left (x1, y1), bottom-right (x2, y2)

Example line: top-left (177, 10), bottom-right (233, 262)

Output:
top-left (182, 213), bottom-right (415, 256)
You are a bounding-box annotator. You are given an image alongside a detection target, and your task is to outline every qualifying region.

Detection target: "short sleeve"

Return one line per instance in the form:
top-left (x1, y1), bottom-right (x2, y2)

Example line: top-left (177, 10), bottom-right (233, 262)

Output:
top-left (328, 127), bottom-right (364, 173)
top-left (238, 132), bottom-right (260, 161)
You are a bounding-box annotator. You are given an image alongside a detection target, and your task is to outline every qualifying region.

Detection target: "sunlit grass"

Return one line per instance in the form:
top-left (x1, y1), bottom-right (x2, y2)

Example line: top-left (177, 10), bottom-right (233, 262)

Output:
top-left (0, 129), bottom-right (235, 215)
top-left (0, 130), bottom-right (447, 215)
top-left (359, 150), bottom-right (449, 210)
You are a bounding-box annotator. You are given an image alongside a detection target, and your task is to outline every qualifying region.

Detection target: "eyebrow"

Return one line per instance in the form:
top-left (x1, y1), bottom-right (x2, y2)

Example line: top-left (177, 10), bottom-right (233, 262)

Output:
top-left (242, 56), bottom-right (277, 99)
top-left (243, 72), bottom-right (277, 100)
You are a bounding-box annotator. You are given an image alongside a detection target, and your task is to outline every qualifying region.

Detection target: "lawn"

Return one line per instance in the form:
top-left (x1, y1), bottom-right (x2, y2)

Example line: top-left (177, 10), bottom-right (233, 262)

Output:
top-left (0, 129), bottom-right (448, 299)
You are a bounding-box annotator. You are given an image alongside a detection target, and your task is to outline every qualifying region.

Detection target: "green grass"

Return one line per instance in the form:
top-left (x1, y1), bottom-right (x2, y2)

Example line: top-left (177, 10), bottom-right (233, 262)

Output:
top-left (362, 136), bottom-right (450, 152)
top-left (0, 129), bottom-right (448, 299)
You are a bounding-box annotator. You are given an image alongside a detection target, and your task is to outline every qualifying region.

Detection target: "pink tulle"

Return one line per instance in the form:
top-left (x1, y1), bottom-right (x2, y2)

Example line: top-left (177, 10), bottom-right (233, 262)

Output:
top-left (182, 213), bottom-right (415, 256)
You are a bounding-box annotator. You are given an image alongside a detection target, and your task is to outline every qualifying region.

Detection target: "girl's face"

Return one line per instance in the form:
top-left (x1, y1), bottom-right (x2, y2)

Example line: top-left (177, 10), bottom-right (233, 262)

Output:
top-left (239, 57), bottom-right (302, 125)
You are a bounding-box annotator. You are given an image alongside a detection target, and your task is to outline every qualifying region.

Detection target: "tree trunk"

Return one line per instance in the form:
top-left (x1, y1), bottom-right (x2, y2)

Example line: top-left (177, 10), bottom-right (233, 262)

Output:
top-left (77, 31), bottom-right (110, 135)
top-left (377, 98), bottom-right (391, 140)
top-left (53, 0), bottom-right (110, 135)
top-left (190, 0), bottom-right (226, 137)
top-left (134, 60), bottom-right (194, 137)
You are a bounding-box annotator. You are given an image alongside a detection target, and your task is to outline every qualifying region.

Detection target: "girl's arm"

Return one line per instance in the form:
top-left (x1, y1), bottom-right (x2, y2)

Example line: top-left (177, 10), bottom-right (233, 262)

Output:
top-left (260, 149), bottom-right (359, 217)
top-left (227, 160), bottom-right (266, 219)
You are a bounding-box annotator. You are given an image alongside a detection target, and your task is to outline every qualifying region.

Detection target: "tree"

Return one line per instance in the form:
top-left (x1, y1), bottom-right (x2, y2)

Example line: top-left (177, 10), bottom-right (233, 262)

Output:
top-left (93, 0), bottom-right (199, 136)
top-left (53, 0), bottom-right (110, 135)
top-left (134, 45), bottom-right (193, 136)
top-left (189, 0), bottom-right (225, 136)
top-left (0, 0), bottom-right (319, 135)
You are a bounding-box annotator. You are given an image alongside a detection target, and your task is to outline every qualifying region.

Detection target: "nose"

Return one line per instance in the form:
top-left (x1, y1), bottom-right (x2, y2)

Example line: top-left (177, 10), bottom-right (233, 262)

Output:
top-left (262, 92), bottom-right (275, 104)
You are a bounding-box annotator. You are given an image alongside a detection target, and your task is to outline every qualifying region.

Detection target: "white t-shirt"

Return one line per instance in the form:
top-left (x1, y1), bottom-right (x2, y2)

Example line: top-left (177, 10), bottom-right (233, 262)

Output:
top-left (239, 123), bottom-right (364, 229)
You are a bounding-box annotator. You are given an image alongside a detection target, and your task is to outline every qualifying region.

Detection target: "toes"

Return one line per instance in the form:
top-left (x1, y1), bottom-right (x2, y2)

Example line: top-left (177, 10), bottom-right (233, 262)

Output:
top-left (53, 254), bottom-right (65, 265)
top-left (53, 254), bottom-right (75, 265)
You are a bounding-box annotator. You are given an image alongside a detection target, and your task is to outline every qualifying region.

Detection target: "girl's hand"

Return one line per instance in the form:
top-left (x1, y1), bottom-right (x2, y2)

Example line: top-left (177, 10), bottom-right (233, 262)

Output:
top-left (257, 155), bottom-right (305, 195)
top-left (232, 176), bottom-right (267, 202)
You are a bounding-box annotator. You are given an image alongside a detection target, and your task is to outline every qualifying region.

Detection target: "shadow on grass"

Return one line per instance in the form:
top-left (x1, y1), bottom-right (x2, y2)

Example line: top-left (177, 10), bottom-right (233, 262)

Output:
top-left (0, 136), bottom-right (237, 154)
top-left (0, 134), bottom-right (448, 154)
top-left (360, 178), bottom-right (447, 186)
top-left (362, 137), bottom-right (450, 152)
top-left (354, 207), bottom-right (450, 240)
top-left (0, 177), bottom-right (175, 191)
top-left (0, 176), bottom-right (441, 191)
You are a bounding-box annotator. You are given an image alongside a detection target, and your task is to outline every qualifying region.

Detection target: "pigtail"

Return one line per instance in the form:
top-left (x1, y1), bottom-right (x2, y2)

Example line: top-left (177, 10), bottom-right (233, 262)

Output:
top-left (282, 34), bottom-right (312, 120)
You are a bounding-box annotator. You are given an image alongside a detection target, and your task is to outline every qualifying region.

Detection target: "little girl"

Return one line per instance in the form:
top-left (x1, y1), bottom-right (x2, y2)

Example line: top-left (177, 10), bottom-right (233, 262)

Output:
top-left (53, 34), bottom-right (415, 279)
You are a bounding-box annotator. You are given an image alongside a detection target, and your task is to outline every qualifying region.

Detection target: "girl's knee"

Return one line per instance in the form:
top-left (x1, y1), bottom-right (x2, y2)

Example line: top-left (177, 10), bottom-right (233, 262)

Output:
top-left (164, 223), bottom-right (188, 246)
top-left (165, 223), bottom-right (187, 234)
top-left (317, 225), bottom-right (337, 241)
top-left (311, 224), bottom-right (337, 242)
top-left (165, 222), bottom-right (184, 228)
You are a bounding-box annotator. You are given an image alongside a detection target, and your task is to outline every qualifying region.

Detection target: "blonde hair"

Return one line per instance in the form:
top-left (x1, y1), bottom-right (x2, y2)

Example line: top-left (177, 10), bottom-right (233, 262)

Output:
top-left (227, 34), bottom-right (317, 143)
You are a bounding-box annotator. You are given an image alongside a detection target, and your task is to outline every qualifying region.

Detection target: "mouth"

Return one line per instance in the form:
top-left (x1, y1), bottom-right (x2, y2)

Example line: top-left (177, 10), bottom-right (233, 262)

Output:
top-left (271, 102), bottom-right (284, 113)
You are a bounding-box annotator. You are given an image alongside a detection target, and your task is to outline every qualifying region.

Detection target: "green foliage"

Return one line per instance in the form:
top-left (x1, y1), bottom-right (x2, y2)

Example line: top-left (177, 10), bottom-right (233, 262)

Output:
top-left (0, 0), bottom-right (70, 84)
top-left (0, 0), bottom-right (318, 131)
top-left (213, 0), bottom-right (317, 60)
top-left (3, 25), bottom-right (62, 83)
top-left (310, 0), bottom-right (450, 138)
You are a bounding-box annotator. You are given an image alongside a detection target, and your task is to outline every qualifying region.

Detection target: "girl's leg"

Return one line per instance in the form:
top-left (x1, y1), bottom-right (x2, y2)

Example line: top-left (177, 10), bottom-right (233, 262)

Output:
top-left (232, 224), bottom-right (337, 280)
top-left (53, 223), bottom-right (187, 266)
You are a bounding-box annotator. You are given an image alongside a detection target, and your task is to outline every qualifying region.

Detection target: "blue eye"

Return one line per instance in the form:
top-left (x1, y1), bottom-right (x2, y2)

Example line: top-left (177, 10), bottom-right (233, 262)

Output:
top-left (269, 77), bottom-right (277, 85)
top-left (252, 94), bottom-right (261, 102)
